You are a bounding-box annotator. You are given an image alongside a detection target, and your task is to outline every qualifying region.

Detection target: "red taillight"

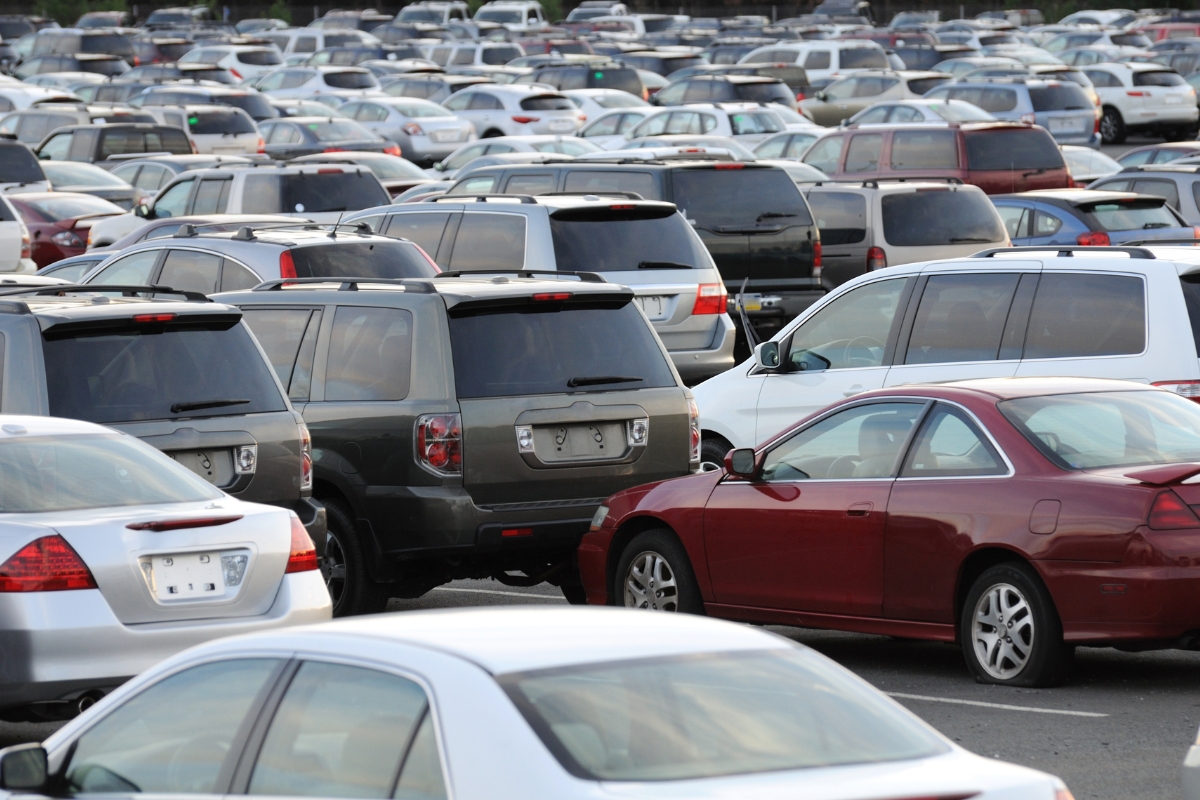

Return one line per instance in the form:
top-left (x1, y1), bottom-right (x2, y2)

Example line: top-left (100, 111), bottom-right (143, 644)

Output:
top-left (285, 515), bottom-right (318, 573)
top-left (256, 136), bottom-right (265, 154)
top-left (533, 292), bottom-right (572, 301)
top-left (1153, 380), bottom-right (1200, 401)
top-left (1127, 90), bottom-right (1147, 97)
top-left (1193, 225), bottom-right (1200, 243)
top-left (230, 68), bottom-right (242, 79)
top-left (867, 246), bottom-right (887, 270)
top-left (812, 240), bottom-right (822, 280)
top-left (402, 122), bottom-right (423, 136)
top-left (1076, 231), bottom-right (1110, 246)
top-left (1149, 490), bottom-right (1200, 529)
top-left (713, 162), bottom-right (745, 170)
top-left (132, 313), bottom-right (177, 323)
top-left (610, 204), bottom-right (635, 210)
top-left (383, 144), bottom-right (401, 156)
top-left (416, 413), bottom-right (462, 475)
top-left (691, 283), bottom-right (727, 315)
top-left (1094, 114), bottom-right (1101, 134)
top-left (501, 527), bottom-right (533, 537)
top-left (127, 516), bottom-right (242, 531)
top-left (299, 422), bottom-right (313, 492)
top-left (0, 536), bottom-right (97, 592)
top-left (132, 55), bottom-right (140, 66)
top-left (323, 147), bottom-right (346, 153)
top-left (19, 230), bottom-right (30, 260)
top-left (280, 249), bottom-right (297, 279)
top-left (795, 91), bottom-right (805, 101)
top-left (512, 115), bottom-right (539, 124)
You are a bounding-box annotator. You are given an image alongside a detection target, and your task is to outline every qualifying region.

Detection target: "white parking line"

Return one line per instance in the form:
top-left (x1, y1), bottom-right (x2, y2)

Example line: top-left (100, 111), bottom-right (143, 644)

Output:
top-left (887, 691), bottom-right (1108, 718)
top-left (432, 586), bottom-right (567, 601)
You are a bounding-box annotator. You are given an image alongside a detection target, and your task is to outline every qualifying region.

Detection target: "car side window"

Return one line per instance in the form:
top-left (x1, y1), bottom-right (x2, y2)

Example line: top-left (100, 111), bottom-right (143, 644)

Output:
top-left (152, 178), bottom-right (195, 218)
top-left (890, 130), bottom-right (956, 169)
top-left (448, 212), bottom-right (525, 271)
top-left (441, 91), bottom-right (472, 111)
top-left (90, 250), bottom-right (162, 286)
top-left (584, 115), bottom-right (622, 137)
top-left (901, 403), bottom-right (1006, 478)
top-left (802, 135), bottom-right (843, 173)
top-left (383, 212), bottom-right (452, 258)
top-left (785, 277), bottom-right (908, 371)
top-left (294, 37), bottom-right (318, 53)
top-left (65, 659), bottom-right (281, 794)
top-left (754, 135), bottom-right (788, 158)
top-left (854, 107), bottom-right (890, 125)
top-left (37, 132), bottom-right (72, 161)
top-left (843, 133), bottom-right (882, 173)
top-left (1131, 178), bottom-right (1181, 211)
top-left (242, 308), bottom-right (323, 394)
top-left (761, 401), bottom-right (925, 481)
top-left (803, 50), bottom-right (831, 70)
top-left (616, 113), bottom-right (644, 134)
top-left (221, 260), bottom-right (261, 292)
top-left (996, 205), bottom-right (1029, 238)
top-left (904, 273), bottom-right (1020, 365)
top-left (322, 306), bottom-right (414, 402)
top-left (158, 249), bottom-right (222, 295)
top-left (1023, 273), bottom-right (1146, 359)
top-left (192, 178), bottom-right (231, 215)
top-left (1119, 149), bottom-right (1154, 167)
top-left (654, 82), bottom-right (687, 104)
top-left (257, 72), bottom-right (286, 91)
top-left (505, 173), bottom-right (556, 194)
top-left (1033, 211), bottom-right (1063, 236)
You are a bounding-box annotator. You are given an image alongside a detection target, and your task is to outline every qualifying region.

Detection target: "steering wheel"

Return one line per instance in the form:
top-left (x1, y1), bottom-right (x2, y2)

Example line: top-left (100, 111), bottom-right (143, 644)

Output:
top-left (842, 336), bottom-right (885, 368)
top-left (166, 733), bottom-right (229, 793)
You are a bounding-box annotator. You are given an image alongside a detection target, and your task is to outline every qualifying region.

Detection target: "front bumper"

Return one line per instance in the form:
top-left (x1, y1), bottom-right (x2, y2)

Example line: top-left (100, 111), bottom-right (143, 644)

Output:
top-left (669, 313), bottom-right (736, 383)
top-left (0, 572), bottom-right (331, 710)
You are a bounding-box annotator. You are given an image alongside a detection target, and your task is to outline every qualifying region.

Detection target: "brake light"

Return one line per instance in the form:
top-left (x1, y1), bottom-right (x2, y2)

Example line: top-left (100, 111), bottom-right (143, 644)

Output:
top-left (867, 246), bottom-right (887, 270)
top-left (230, 68), bottom-right (242, 80)
top-left (796, 91), bottom-right (805, 101)
top-left (280, 249), bottom-right (297, 279)
top-left (1153, 380), bottom-right (1200, 402)
top-left (1076, 231), bottom-right (1110, 246)
top-left (256, 136), bottom-right (265, 154)
top-left (299, 422), bottom-right (313, 491)
top-left (1149, 490), bottom-right (1200, 529)
top-left (578, 113), bottom-right (587, 121)
top-left (713, 162), bottom-right (745, 169)
top-left (284, 515), bottom-right (319, 573)
top-left (416, 413), bottom-right (462, 475)
top-left (19, 228), bottom-right (30, 260)
top-left (0, 536), bottom-right (97, 592)
top-left (127, 516), bottom-right (243, 531)
top-left (691, 283), bottom-right (727, 315)
top-left (401, 122), bottom-right (423, 135)
top-left (688, 399), bottom-right (700, 463)
top-left (1127, 90), bottom-right (1147, 97)
top-left (512, 115), bottom-right (539, 123)
top-left (533, 292), bottom-right (572, 301)
top-left (812, 240), bottom-right (822, 279)
top-left (190, 138), bottom-right (198, 154)
top-left (610, 203), bottom-right (635, 210)
top-left (383, 144), bottom-right (401, 156)
top-left (133, 313), bottom-right (176, 323)
top-left (1094, 114), bottom-right (1101, 134)
top-left (323, 147), bottom-right (346, 153)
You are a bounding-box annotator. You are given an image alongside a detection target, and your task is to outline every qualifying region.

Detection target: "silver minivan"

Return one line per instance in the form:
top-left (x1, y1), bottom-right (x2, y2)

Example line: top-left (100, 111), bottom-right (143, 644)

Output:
top-left (345, 194), bottom-right (736, 381)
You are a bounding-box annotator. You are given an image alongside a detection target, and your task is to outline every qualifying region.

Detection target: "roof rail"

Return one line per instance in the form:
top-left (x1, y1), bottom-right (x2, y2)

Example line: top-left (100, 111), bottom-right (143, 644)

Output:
top-left (971, 245), bottom-right (1157, 259)
top-left (430, 194), bottom-right (537, 203)
top-left (436, 269), bottom-right (607, 282)
top-left (252, 277), bottom-right (436, 292)
top-left (1122, 237), bottom-right (1200, 246)
top-left (0, 284), bottom-right (213, 301)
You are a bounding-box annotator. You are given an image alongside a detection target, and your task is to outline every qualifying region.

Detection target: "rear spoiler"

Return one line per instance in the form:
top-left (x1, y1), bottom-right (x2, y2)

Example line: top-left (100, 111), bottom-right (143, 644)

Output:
top-left (1125, 463), bottom-right (1200, 486)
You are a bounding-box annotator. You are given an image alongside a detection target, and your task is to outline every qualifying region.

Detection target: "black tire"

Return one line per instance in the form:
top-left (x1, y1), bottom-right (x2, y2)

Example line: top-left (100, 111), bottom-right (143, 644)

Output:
top-left (1100, 107), bottom-right (1126, 144)
top-left (481, 129), bottom-right (504, 138)
top-left (319, 499), bottom-right (390, 617)
top-left (960, 563), bottom-right (1073, 687)
top-left (700, 436), bottom-right (733, 471)
top-left (613, 529), bottom-right (704, 614)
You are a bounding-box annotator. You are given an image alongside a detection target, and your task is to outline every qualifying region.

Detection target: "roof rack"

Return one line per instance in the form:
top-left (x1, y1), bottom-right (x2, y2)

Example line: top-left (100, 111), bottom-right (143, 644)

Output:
top-left (971, 245), bottom-right (1157, 259)
top-left (1122, 164), bottom-right (1200, 174)
top-left (253, 277), bottom-right (436, 293)
top-left (1122, 237), bottom-right (1200, 246)
top-left (0, 284), bottom-right (213, 301)
top-left (436, 269), bottom-right (607, 282)
top-left (430, 194), bottom-right (537, 203)
top-left (173, 221), bottom-right (373, 239)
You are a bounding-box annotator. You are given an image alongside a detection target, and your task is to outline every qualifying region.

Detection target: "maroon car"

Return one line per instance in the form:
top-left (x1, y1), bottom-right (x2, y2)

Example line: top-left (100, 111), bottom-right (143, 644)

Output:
top-left (580, 377), bottom-right (1200, 687)
top-left (8, 192), bottom-right (123, 268)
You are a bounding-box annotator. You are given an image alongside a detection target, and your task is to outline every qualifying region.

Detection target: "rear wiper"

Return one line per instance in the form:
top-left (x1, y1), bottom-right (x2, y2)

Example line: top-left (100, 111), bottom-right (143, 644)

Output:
top-left (1143, 222), bottom-right (1172, 229)
top-left (637, 261), bottom-right (694, 269)
top-left (756, 212), bottom-right (798, 222)
top-left (950, 237), bottom-right (993, 243)
top-left (1022, 167), bottom-right (1047, 178)
top-left (567, 376), bottom-right (643, 388)
top-left (170, 399), bottom-right (250, 413)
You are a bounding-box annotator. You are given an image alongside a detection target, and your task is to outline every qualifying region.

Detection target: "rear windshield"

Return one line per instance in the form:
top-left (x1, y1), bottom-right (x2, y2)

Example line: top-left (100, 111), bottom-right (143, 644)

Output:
top-left (733, 81), bottom-right (794, 104)
top-left (237, 49), bottom-right (282, 66)
top-left (805, 191), bottom-right (865, 245)
top-left (839, 48), bottom-right (889, 69)
top-left (1028, 84), bottom-right (1091, 111)
top-left (19, 194), bottom-right (122, 221)
top-left (550, 207), bottom-right (711, 272)
top-left (189, 110), bottom-right (256, 135)
top-left (1082, 199), bottom-right (1180, 231)
top-left (0, 144), bottom-right (44, 184)
top-left (219, 93), bottom-right (276, 120)
top-left (1180, 274), bottom-right (1200, 354)
top-left (243, 172), bottom-right (391, 213)
top-left (521, 95), bottom-right (575, 111)
top-left (100, 128), bottom-right (192, 158)
top-left (83, 59), bottom-right (130, 77)
top-left (43, 319), bottom-right (288, 424)
top-left (482, 46), bottom-right (522, 65)
top-left (324, 33), bottom-right (365, 47)
top-left (964, 129), bottom-right (1064, 171)
top-left (290, 240), bottom-right (438, 279)
top-left (671, 168), bottom-right (813, 229)
top-left (157, 42), bottom-right (195, 60)
top-left (1134, 70), bottom-right (1187, 87)
top-left (0, 21), bottom-right (34, 38)
top-left (587, 66), bottom-right (643, 95)
top-left (81, 34), bottom-right (134, 58)
top-left (448, 302), bottom-right (676, 398)
top-left (325, 70), bottom-right (377, 89)
top-left (880, 189), bottom-right (1005, 247)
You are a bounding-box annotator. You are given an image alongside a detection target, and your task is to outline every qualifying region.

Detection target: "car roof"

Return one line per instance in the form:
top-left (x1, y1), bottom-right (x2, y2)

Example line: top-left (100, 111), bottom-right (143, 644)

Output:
top-left (0, 414), bottom-right (114, 439)
top-left (908, 376), bottom-right (1163, 402)
top-left (174, 225), bottom-right (401, 247)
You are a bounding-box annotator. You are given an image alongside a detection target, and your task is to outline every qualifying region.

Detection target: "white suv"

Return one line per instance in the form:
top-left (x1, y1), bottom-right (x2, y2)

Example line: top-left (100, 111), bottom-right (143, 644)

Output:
top-left (693, 245), bottom-right (1200, 461)
top-left (1083, 62), bottom-right (1199, 144)
top-left (440, 84), bottom-right (584, 138)
top-left (177, 44), bottom-right (285, 80)
top-left (473, 0), bottom-right (546, 32)
top-left (738, 40), bottom-right (890, 82)
top-left (620, 103), bottom-right (787, 147)
top-left (255, 65), bottom-right (382, 98)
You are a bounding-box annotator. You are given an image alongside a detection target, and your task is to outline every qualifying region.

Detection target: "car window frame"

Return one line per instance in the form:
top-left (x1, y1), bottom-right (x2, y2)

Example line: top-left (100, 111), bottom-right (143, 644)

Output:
top-left (1018, 269), bottom-right (1149, 361)
top-left (896, 399), bottom-right (1014, 480)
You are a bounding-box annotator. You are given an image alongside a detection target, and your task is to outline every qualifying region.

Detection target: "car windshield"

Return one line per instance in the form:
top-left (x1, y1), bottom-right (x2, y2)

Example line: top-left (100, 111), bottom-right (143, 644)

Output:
top-left (290, 240), bottom-right (438, 278)
top-left (550, 206), bottom-right (711, 271)
top-left (964, 129), bottom-right (1064, 171)
top-left (1083, 199), bottom-right (1180, 231)
top-left (881, 190), bottom-right (1006, 246)
top-left (305, 119), bottom-right (379, 141)
top-left (0, 144), bottom-right (45, 184)
top-left (0, 433), bottom-right (221, 513)
top-left (41, 161), bottom-right (129, 188)
top-left (43, 319), bottom-right (288, 425)
top-left (671, 168), bottom-right (813, 229)
top-left (999, 390), bottom-right (1200, 470)
top-left (1028, 83), bottom-right (1091, 111)
top-left (22, 195), bottom-right (123, 221)
top-left (324, 70), bottom-right (378, 89)
top-left (500, 648), bottom-right (947, 781)
top-left (448, 301), bottom-right (676, 398)
top-left (399, 7), bottom-right (440, 21)
top-left (189, 110), bottom-right (257, 135)
top-left (475, 8), bottom-right (523, 23)
top-left (237, 49), bottom-right (282, 65)
top-left (243, 171), bottom-right (391, 213)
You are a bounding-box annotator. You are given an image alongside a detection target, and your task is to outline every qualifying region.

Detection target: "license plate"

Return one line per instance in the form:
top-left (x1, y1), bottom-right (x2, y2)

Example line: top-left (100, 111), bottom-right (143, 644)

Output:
top-left (1165, 96), bottom-right (1185, 104)
top-left (170, 449), bottom-right (233, 486)
top-left (736, 293), bottom-right (763, 312)
top-left (431, 128), bottom-right (462, 142)
top-left (635, 295), bottom-right (667, 319)
top-left (548, 119), bottom-right (575, 132)
top-left (146, 553), bottom-right (223, 600)
top-left (1048, 118), bottom-right (1085, 133)
top-left (534, 421), bottom-right (626, 462)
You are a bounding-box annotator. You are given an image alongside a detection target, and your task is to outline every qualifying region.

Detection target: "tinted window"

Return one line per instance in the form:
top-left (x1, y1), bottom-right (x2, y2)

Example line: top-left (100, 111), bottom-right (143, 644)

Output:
top-left (90, 250), bottom-right (160, 285)
top-left (550, 207), bottom-right (710, 272)
top-left (241, 308), bottom-right (321, 394)
top-left (839, 48), bottom-right (888, 69)
top-left (324, 70), bottom-right (377, 89)
top-left (221, 93), bottom-right (276, 120)
top-left (520, 95), bottom-right (574, 111)
top-left (222, 261), bottom-right (262, 291)
top-left (0, 144), bottom-right (44, 184)
top-left (1131, 178), bottom-right (1181, 211)
top-left (802, 135), bottom-right (843, 173)
top-left (190, 110), bottom-right (256, 135)
top-left (192, 179), bottom-right (230, 215)
top-left (1083, 199), bottom-right (1180, 231)
top-left (447, 213), bottom-right (526, 271)
top-left (901, 403), bottom-right (1005, 477)
top-left (585, 66), bottom-right (642, 94)
top-left (245, 173), bottom-right (390, 214)
top-left (1134, 71), bottom-right (1187, 87)
top-left (786, 278), bottom-right (908, 371)
top-left (66, 660), bottom-right (280, 794)
top-left (448, 302), bottom-right (675, 398)
top-left (1023, 273), bottom-right (1145, 359)
top-left (238, 49), bottom-right (282, 66)
top-left (881, 190), bottom-right (1005, 247)
top-left (563, 170), bottom-right (659, 198)
top-left (383, 212), bottom-right (451, 258)
top-left (323, 306), bottom-right (413, 402)
top-left (844, 134), bottom-right (882, 173)
top-left (763, 402), bottom-right (924, 480)
top-left (482, 46), bottom-right (521, 64)
top-left (905, 273), bottom-right (1019, 364)
top-left (734, 81), bottom-right (794, 104)
top-left (890, 130), bottom-right (958, 170)
top-left (290, 241), bottom-right (437, 280)
top-left (507, 174), bottom-right (556, 194)
top-left (158, 249), bottom-right (222, 294)
top-left (1028, 84), bottom-right (1091, 111)
top-left (804, 51), bottom-right (832, 70)
top-left (964, 129), bottom-right (1064, 171)
top-left (43, 319), bottom-right (288, 423)
top-left (806, 191), bottom-right (865, 245)
top-left (672, 169), bottom-right (811, 229)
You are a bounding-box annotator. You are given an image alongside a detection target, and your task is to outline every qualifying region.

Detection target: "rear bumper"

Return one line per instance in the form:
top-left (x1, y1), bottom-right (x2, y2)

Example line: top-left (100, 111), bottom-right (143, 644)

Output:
top-left (0, 572), bottom-right (331, 710)
top-left (669, 313), bottom-right (736, 382)
top-left (1125, 107), bottom-right (1199, 129)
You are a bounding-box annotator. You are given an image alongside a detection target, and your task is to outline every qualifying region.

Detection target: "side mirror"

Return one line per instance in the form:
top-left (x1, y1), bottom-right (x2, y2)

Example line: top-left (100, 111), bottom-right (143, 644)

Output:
top-left (815, 90), bottom-right (827, 101)
top-left (754, 341), bottom-right (780, 370)
top-left (134, 203), bottom-right (150, 218)
top-left (433, 161), bottom-right (445, 172)
top-left (0, 744), bottom-right (47, 791)
top-left (724, 447), bottom-right (759, 479)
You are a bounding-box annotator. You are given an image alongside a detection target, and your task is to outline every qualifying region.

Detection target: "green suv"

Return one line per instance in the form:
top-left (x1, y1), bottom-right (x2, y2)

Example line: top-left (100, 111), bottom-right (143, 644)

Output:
top-left (218, 273), bottom-right (699, 615)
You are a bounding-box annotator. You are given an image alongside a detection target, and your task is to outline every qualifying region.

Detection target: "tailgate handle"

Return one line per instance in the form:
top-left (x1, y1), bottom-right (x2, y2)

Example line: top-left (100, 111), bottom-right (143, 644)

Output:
top-left (140, 427), bottom-right (257, 450)
top-left (127, 515), bottom-right (244, 532)
top-left (516, 400), bottom-right (648, 426)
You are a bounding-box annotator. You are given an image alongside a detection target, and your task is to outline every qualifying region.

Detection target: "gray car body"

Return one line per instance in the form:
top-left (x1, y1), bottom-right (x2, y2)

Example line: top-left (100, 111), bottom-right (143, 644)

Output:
top-left (1089, 166), bottom-right (1200, 224)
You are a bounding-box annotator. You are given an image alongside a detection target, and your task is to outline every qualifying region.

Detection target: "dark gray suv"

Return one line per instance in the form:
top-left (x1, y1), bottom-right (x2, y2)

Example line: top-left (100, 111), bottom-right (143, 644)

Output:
top-left (218, 274), bottom-right (699, 616)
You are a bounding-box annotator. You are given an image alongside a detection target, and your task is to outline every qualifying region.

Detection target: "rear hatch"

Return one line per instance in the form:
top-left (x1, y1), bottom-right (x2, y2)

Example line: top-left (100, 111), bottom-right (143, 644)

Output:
top-left (878, 186), bottom-right (1008, 263)
top-left (446, 291), bottom-right (691, 506)
top-left (963, 127), bottom-right (1071, 193)
top-left (1078, 196), bottom-right (1196, 243)
top-left (1030, 83), bottom-right (1096, 142)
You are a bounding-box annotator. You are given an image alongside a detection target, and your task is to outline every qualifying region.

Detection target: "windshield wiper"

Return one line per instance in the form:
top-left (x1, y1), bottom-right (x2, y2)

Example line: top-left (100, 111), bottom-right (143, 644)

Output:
top-left (950, 237), bottom-right (994, 243)
top-left (1022, 167), bottom-right (1047, 178)
top-left (170, 399), bottom-right (250, 413)
top-left (637, 261), bottom-right (694, 269)
top-left (567, 376), bottom-right (643, 388)
top-left (756, 212), bottom-right (798, 222)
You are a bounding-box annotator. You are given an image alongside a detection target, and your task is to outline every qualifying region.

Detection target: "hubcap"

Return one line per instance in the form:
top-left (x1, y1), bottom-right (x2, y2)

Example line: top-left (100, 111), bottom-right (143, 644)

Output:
top-left (319, 531), bottom-right (348, 609)
top-left (971, 582), bottom-right (1034, 680)
top-left (623, 550), bottom-right (679, 611)
top-left (1101, 113), bottom-right (1117, 140)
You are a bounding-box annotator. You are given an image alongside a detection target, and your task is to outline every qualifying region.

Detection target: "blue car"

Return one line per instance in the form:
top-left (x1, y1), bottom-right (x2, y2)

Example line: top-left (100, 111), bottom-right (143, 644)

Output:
top-left (924, 78), bottom-right (1101, 147)
top-left (991, 189), bottom-right (1195, 246)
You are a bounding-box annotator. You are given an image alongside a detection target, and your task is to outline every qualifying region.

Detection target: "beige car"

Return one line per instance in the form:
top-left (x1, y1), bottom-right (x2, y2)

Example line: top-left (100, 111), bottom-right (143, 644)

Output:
top-left (800, 70), bottom-right (951, 126)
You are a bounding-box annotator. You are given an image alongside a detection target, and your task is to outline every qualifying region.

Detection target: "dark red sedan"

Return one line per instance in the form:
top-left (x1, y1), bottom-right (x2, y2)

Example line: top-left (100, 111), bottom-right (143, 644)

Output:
top-left (8, 192), bottom-right (123, 269)
top-left (580, 377), bottom-right (1200, 687)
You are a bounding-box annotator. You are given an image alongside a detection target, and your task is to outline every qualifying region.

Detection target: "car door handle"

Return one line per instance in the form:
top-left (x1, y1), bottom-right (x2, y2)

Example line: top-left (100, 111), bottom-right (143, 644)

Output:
top-left (843, 384), bottom-right (864, 397)
top-left (846, 502), bottom-right (873, 517)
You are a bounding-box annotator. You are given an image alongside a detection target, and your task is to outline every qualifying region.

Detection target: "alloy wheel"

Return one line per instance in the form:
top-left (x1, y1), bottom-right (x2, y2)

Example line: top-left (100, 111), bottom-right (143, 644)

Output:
top-left (319, 531), bottom-right (348, 609)
top-left (971, 582), bottom-right (1035, 680)
top-left (623, 550), bottom-right (679, 611)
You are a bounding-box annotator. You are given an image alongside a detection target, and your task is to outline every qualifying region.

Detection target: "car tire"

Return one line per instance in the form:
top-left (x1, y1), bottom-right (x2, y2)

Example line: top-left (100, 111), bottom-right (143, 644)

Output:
top-left (700, 436), bottom-right (733, 471)
top-left (1100, 107), bottom-right (1126, 144)
top-left (960, 563), bottom-right (1073, 688)
top-left (481, 128), bottom-right (504, 138)
top-left (614, 529), bottom-right (704, 614)
top-left (320, 499), bottom-right (390, 617)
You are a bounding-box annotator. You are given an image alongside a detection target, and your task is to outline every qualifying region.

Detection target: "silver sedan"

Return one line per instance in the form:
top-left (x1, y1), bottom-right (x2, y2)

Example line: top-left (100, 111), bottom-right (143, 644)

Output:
top-left (339, 97), bottom-right (476, 166)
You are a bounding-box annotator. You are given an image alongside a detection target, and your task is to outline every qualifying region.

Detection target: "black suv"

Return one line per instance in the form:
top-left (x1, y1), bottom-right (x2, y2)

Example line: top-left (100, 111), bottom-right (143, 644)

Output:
top-left (445, 160), bottom-right (822, 342)
top-left (0, 285), bottom-right (325, 544)
top-left (520, 63), bottom-right (644, 98)
top-left (218, 274), bottom-right (698, 616)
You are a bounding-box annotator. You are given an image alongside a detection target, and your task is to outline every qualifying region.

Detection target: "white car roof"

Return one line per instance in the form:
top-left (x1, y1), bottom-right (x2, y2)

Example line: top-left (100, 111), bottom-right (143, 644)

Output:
top-left (0, 414), bottom-right (114, 439)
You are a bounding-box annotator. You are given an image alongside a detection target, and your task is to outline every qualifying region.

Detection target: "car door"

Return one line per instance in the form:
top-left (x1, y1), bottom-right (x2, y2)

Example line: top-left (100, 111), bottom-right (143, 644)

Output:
top-left (148, 175), bottom-right (197, 218)
top-left (755, 275), bottom-right (914, 442)
top-left (804, 189), bottom-right (868, 287)
top-left (704, 399), bottom-right (926, 614)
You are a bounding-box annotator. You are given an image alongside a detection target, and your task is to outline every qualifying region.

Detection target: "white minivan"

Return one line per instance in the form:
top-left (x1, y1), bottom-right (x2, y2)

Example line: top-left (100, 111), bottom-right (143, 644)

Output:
top-left (694, 245), bottom-right (1200, 462)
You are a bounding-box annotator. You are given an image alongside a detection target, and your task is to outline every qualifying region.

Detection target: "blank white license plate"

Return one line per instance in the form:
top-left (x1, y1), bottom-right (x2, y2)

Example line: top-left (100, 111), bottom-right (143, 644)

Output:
top-left (635, 295), bottom-right (667, 319)
top-left (431, 129), bottom-right (462, 142)
top-left (1165, 96), bottom-right (1185, 104)
top-left (548, 119), bottom-right (575, 131)
top-left (150, 553), bottom-right (223, 600)
top-left (213, 145), bottom-right (245, 153)
top-left (1049, 118), bottom-right (1085, 133)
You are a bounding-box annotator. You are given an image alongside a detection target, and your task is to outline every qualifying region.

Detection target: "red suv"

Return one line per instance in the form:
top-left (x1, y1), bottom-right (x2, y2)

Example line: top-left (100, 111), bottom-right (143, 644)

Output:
top-left (801, 122), bottom-right (1072, 194)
